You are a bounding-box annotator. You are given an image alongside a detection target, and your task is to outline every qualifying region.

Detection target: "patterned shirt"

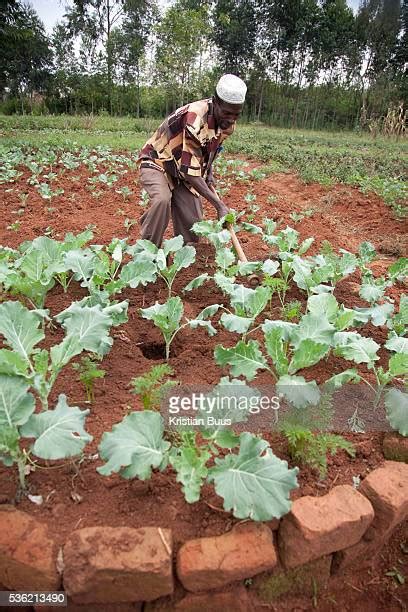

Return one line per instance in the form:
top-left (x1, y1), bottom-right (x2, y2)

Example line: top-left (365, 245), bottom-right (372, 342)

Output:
top-left (138, 97), bottom-right (234, 193)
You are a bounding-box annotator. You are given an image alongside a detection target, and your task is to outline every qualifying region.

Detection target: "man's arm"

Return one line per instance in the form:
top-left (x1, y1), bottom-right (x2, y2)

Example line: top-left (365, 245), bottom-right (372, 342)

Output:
top-left (183, 175), bottom-right (229, 219)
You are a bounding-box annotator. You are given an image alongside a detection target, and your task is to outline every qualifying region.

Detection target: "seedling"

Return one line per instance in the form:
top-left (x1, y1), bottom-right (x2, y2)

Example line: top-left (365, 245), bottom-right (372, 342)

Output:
top-left (130, 364), bottom-right (178, 410)
top-left (116, 186), bottom-right (133, 201)
top-left (72, 355), bottom-right (106, 403)
top-left (6, 221), bottom-right (21, 232)
top-left (140, 297), bottom-right (220, 360)
top-left (124, 217), bottom-right (137, 233)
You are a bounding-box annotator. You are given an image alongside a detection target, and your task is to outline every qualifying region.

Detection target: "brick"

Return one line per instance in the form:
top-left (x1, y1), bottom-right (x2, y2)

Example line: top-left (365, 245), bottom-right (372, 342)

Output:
top-left (175, 586), bottom-right (254, 612)
top-left (278, 485), bottom-right (374, 568)
top-left (63, 526), bottom-right (173, 603)
top-left (0, 505), bottom-right (60, 591)
top-left (177, 523), bottom-right (277, 592)
top-left (333, 461), bottom-right (408, 572)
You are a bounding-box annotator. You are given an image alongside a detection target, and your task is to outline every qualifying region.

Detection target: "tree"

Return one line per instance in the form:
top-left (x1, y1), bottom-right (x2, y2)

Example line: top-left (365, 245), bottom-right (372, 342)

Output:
top-left (212, 0), bottom-right (258, 74)
top-left (0, 0), bottom-right (52, 108)
top-left (65, 0), bottom-right (156, 112)
top-left (155, 1), bottom-right (208, 110)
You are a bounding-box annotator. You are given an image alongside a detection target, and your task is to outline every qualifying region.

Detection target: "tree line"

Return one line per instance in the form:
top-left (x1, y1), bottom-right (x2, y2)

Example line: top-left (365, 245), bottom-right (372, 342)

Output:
top-left (0, 0), bottom-right (406, 131)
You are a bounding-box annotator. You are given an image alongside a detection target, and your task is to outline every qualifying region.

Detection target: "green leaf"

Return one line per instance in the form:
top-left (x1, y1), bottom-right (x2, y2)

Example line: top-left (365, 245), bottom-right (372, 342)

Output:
top-left (307, 294), bottom-right (338, 322)
top-left (230, 284), bottom-right (256, 312)
top-left (214, 340), bottom-right (267, 381)
top-left (170, 446), bottom-right (210, 503)
top-left (21, 394), bottom-right (92, 459)
top-left (0, 374), bottom-right (35, 427)
top-left (183, 273), bottom-right (210, 292)
top-left (240, 222), bottom-right (263, 234)
top-left (220, 313), bottom-right (253, 334)
top-left (63, 249), bottom-right (96, 286)
top-left (0, 349), bottom-right (29, 377)
top-left (276, 374), bottom-right (321, 408)
top-left (171, 245), bottom-right (196, 274)
top-left (55, 303), bottom-right (116, 357)
top-left (298, 237), bottom-right (315, 255)
top-left (291, 256), bottom-right (314, 290)
top-left (97, 411), bottom-right (170, 478)
top-left (120, 259), bottom-right (157, 288)
top-left (216, 248), bottom-right (236, 270)
top-left (324, 369), bottom-right (361, 392)
top-left (246, 286), bottom-right (270, 318)
top-left (359, 241), bottom-right (377, 264)
top-left (291, 313), bottom-right (335, 349)
top-left (264, 328), bottom-right (289, 376)
top-left (140, 297), bottom-right (183, 343)
top-left (199, 377), bottom-right (258, 437)
top-left (385, 333), bottom-right (408, 354)
top-left (0, 426), bottom-right (20, 466)
top-left (359, 283), bottom-right (385, 304)
top-left (0, 301), bottom-right (46, 361)
top-left (262, 259), bottom-right (280, 275)
top-left (163, 235), bottom-right (184, 255)
top-left (388, 259), bottom-right (408, 282)
top-left (389, 353), bottom-right (408, 377)
top-left (353, 303), bottom-right (394, 327)
top-left (288, 340), bottom-right (330, 374)
top-left (208, 432), bottom-right (299, 520)
top-left (195, 304), bottom-right (222, 320)
top-left (262, 319), bottom-right (296, 341)
top-left (333, 332), bottom-right (380, 364)
top-left (214, 272), bottom-right (235, 295)
top-left (335, 307), bottom-right (356, 331)
top-left (384, 389), bottom-right (408, 436)
top-left (236, 261), bottom-right (261, 276)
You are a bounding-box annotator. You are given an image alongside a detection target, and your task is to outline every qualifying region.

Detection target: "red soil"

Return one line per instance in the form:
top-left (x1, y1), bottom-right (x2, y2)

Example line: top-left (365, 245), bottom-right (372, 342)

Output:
top-left (0, 157), bottom-right (407, 610)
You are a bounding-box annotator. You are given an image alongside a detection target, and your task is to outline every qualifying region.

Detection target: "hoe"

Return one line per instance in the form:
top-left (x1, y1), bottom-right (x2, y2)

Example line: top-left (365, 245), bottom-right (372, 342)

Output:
top-left (209, 184), bottom-right (260, 286)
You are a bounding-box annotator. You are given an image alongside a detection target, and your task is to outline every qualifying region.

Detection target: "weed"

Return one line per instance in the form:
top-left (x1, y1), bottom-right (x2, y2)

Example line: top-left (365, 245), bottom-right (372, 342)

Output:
top-left (130, 364), bottom-right (178, 410)
top-left (72, 355), bottom-right (106, 403)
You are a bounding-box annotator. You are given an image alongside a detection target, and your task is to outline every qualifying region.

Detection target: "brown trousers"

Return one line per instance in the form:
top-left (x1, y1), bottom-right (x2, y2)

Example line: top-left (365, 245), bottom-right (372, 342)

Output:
top-left (139, 167), bottom-right (203, 247)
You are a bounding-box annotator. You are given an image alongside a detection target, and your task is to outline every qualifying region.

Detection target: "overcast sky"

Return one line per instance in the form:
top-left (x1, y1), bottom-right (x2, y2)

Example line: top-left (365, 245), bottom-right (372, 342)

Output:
top-left (31, 0), bottom-right (362, 34)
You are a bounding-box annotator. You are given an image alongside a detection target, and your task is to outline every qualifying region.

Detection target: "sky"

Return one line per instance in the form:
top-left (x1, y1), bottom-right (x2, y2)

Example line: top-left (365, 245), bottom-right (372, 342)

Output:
top-left (31, 0), bottom-right (362, 34)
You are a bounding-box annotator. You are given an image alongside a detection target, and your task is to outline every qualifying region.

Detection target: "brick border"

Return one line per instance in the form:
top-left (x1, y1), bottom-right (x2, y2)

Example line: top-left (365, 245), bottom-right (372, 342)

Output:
top-left (0, 461), bottom-right (406, 608)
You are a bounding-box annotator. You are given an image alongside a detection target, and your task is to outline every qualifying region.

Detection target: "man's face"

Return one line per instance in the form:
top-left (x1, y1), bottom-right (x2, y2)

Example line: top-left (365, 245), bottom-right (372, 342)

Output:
top-left (213, 98), bottom-right (243, 130)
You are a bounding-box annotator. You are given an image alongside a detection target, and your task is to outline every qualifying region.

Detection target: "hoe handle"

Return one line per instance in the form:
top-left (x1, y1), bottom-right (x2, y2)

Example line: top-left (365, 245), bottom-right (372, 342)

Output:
top-left (208, 184), bottom-right (248, 263)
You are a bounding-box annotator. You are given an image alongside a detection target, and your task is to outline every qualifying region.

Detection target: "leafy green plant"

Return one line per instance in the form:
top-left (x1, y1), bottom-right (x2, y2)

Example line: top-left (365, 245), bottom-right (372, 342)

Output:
top-left (6, 221), bottom-right (21, 232)
top-left (1, 230), bottom-right (94, 305)
top-left (124, 217), bottom-right (137, 232)
top-left (125, 236), bottom-right (196, 298)
top-left (130, 364), bottom-right (178, 410)
top-left (0, 299), bottom-right (127, 409)
top-left (140, 297), bottom-right (220, 359)
top-left (0, 389), bottom-right (92, 491)
top-left (116, 186), bottom-right (133, 200)
top-left (97, 398), bottom-right (299, 520)
top-left (72, 355), bottom-right (106, 403)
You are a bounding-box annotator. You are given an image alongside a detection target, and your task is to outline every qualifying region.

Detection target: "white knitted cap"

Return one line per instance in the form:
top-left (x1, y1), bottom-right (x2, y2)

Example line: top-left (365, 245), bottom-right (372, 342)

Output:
top-left (216, 74), bottom-right (247, 104)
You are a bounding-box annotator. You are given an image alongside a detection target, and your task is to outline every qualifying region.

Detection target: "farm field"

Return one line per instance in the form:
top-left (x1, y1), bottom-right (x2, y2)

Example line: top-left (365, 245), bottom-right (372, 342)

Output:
top-left (0, 118), bottom-right (407, 610)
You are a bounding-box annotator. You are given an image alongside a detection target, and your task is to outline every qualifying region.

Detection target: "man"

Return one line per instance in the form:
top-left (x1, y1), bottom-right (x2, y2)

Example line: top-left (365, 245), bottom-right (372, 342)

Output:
top-left (137, 73), bottom-right (247, 247)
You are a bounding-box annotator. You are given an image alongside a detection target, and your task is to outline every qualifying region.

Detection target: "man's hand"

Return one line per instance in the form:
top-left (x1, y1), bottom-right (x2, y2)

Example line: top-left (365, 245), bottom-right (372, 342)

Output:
top-left (216, 201), bottom-right (229, 220)
top-left (206, 169), bottom-right (216, 187)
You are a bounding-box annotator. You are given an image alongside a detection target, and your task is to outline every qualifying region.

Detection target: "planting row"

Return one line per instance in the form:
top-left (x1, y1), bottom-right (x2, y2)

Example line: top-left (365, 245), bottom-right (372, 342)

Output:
top-left (0, 218), bottom-right (407, 520)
